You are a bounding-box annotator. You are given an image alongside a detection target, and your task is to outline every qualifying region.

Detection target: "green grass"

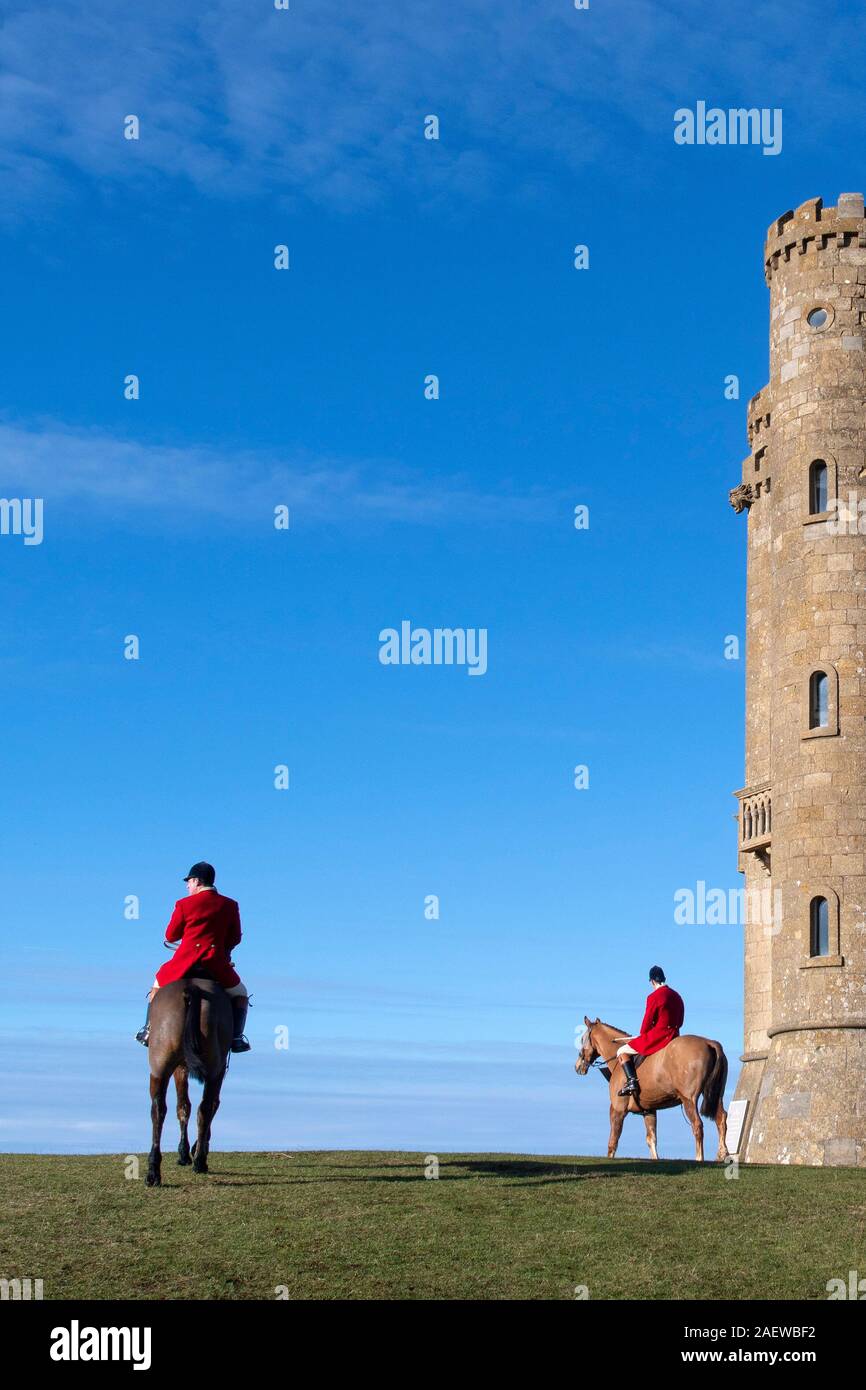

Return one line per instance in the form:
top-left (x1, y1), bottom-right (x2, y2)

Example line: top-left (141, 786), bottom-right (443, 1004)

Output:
top-left (2, 1151), bottom-right (865, 1300)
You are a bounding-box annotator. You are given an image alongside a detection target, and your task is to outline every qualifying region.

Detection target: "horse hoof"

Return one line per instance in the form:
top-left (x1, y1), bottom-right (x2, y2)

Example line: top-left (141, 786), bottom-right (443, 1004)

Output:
top-left (145, 1172), bottom-right (161, 1188)
top-left (177, 1154), bottom-right (192, 1166)
top-left (193, 1161), bottom-right (209, 1175)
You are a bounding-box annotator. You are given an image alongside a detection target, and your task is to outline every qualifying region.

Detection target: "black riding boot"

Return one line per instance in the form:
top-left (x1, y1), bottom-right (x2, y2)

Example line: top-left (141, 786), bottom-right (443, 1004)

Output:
top-left (617, 1057), bottom-right (639, 1097)
top-left (135, 1001), bottom-right (151, 1046)
top-left (231, 996), bottom-right (251, 1053)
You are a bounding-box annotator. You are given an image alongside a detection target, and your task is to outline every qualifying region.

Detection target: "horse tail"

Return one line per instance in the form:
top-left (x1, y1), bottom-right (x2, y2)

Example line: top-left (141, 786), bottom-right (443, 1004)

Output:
top-left (182, 985), bottom-right (209, 1085)
top-left (700, 1042), bottom-right (728, 1119)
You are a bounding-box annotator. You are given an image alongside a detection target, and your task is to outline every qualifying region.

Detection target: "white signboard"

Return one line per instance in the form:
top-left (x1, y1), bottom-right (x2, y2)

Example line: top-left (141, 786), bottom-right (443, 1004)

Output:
top-left (726, 1099), bottom-right (749, 1155)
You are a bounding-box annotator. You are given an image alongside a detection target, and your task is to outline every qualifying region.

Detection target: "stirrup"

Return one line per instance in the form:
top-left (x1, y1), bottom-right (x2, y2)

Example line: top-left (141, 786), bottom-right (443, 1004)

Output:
top-left (136, 1025), bottom-right (150, 1046)
top-left (231, 1035), bottom-right (251, 1053)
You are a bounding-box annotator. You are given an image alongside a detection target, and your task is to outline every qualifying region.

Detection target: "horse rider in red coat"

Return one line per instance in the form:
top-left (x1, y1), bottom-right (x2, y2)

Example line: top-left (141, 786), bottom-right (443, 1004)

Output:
top-left (135, 862), bottom-right (251, 1052)
top-left (613, 965), bottom-right (684, 1097)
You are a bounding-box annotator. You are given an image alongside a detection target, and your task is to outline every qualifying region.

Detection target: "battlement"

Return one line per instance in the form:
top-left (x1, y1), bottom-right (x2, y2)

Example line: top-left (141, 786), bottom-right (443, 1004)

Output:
top-left (764, 194), bottom-right (866, 284)
top-left (746, 387), bottom-right (771, 446)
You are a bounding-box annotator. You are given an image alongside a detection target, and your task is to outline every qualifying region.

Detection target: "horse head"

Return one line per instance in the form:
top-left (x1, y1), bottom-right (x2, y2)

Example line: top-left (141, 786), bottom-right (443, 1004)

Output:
top-left (575, 1015), bottom-right (601, 1075)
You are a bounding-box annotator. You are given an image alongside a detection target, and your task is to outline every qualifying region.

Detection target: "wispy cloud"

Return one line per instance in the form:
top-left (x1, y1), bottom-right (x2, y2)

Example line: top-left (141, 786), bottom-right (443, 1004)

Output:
top-left (0, 0), bottom-right (849, 220)
top-left (602, 641), bottom-right (740, 674)
top-left (0, 417), bottom-right (555, 527)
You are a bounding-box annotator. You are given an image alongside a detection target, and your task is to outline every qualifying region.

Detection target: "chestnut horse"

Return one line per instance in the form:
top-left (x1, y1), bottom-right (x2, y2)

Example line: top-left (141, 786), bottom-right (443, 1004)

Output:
top-left (575, 1016), bottom-right (729, 1162)
top-left (145, 978), bottom-right (232, 1187)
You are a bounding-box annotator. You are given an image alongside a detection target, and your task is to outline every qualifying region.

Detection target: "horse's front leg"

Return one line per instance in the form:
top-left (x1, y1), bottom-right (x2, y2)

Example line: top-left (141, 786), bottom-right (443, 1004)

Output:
top-left (146, 1073), bottom-right (170, 1187)
top-left (682, 1098), bottom-right (704, 1162)
top-left (174, 1065), bottom-right (192, 1166)
top-left (643, 1111), bottom-right (658, 1160)
top-left (608, 1102), bottom-right (627, 1158)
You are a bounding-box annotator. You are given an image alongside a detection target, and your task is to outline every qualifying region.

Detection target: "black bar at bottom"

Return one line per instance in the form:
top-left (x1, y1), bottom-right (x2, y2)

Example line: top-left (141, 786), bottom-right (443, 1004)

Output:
top-left (3, 1297), bottom-right (858, 1373)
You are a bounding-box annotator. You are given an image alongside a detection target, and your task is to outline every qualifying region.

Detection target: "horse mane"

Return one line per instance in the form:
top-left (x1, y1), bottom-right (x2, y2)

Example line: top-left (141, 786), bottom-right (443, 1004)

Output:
top-left (594, 1020), bottom-right (627, 1037)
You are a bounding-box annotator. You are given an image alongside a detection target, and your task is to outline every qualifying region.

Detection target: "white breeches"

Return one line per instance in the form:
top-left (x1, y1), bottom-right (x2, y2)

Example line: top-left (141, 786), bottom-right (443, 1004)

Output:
top-left (616, 1043), bottom-right (638, 1057)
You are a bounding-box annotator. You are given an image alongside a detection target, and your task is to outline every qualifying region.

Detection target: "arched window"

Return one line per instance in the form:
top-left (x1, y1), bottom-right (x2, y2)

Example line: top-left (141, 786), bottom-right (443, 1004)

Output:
top-left (810, 896), bottom-right (829, 957)
top-left (809, 459), bottom-right (828, 515)
top-left (803, 663), bottom-right (839, 739)
top-left (809, 671), bottom-right (829, 729)
top-left (803, 887), bottom-right (841, 966)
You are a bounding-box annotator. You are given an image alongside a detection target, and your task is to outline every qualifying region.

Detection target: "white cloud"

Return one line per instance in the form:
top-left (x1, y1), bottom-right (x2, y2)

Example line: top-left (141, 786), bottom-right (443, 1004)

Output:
top-left (0, 416), bottom-right (553, 527)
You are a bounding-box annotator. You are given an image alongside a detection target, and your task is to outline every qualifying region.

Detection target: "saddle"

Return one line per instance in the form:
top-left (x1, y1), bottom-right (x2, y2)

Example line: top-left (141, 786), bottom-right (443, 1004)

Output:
top-left (183, 968), bottom-right (226, 992)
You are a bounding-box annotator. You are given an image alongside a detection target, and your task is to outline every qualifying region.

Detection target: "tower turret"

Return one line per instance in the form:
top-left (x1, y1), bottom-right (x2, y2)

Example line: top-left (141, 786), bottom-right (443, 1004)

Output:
top-left (730, 193), bottom-right (866, 1165)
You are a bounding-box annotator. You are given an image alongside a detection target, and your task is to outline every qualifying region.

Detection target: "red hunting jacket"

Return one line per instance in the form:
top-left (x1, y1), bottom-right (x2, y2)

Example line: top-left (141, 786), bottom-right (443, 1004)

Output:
top-left (155, 889), bottom-right (242, 988)
top-left (628, 985), bottom-right (684, 1055)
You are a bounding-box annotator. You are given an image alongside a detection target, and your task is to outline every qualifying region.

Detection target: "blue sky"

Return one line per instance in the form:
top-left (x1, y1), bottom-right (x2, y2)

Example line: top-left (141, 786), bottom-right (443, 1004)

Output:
top-left (1, 0), bottom-right (863, 1158)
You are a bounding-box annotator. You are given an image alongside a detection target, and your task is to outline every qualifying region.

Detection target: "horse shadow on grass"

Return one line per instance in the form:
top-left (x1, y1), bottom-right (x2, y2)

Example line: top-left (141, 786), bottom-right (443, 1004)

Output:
top-left (192, 1157), bottom-right (703, 1187)
top-left (438, 1158), bottom-right (702, 1185)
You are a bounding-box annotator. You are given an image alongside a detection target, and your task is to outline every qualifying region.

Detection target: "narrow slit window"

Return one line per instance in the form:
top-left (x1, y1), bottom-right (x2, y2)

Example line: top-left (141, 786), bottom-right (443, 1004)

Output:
top-left (809, 459), bottom-right (828, 514)
top-left (810, 896), bottom-right (829, 958)
top-left (809, 671), bottom-right (829, 729)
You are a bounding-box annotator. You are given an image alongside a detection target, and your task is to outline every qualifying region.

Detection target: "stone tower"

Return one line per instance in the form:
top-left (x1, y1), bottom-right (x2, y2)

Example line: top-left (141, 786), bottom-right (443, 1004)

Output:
top-left (730, 192), bottom-right (866, 1166)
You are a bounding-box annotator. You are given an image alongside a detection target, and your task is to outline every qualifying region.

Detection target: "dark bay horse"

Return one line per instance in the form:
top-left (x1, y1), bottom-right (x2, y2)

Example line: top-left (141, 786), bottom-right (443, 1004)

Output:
top-left (575, 1016), bottom-right (729, 1162)
top-left (146, 978), bottom-right (232, 1187)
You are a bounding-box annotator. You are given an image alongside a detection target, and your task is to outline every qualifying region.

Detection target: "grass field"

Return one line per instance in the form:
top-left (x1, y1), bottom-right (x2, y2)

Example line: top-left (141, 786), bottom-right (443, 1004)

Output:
top-left (2, 1151), bottom-right (865, 1300)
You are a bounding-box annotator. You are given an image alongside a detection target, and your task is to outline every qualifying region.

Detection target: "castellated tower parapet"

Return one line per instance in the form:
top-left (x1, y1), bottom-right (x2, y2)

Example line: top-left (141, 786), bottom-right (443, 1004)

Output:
top-left (730, 193), bottom-right (866, 1166)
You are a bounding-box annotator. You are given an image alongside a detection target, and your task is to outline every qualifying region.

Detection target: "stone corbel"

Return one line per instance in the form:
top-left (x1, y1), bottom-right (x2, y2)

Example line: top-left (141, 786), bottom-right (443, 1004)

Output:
top-left (729, 482), bottom-right (755, 514)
